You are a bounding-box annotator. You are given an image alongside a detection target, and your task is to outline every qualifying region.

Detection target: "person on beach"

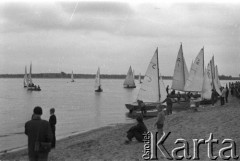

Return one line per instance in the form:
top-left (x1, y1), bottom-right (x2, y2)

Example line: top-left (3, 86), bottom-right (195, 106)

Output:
top-left (225, 85), bottom-right (229, 103)
top-left (177, 92), bottom-right (181, 103)
top-left (211, 89), bottom-right (216, 106)
top-left (189, 96), bottom-right (198, 112)
top-left (166, 85), bottom-right (169, 95)
top-left (220, 87), bottom-right (226, 105)
top-left (137, 100), bottom-right (146, 116)
top-left (154, 104), bottom-right (165, 140)
top-left (125, 116), bottom-right (148, 144)
top-left (25, 106), bottom-right (53, 161)
top-left (162, 95), bottom-right (174, 115)
top-left (49, 108), bottom-right (57, 148)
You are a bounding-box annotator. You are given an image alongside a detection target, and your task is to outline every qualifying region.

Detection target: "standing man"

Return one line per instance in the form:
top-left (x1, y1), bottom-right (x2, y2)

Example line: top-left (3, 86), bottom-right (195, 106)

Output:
top-left (221, 87), bottom-right (226, 106)
top-left (49, 108), bottom-right (57, 148)
top-left (162, 95), bottom-right (174, 115)
top-left (154, 104), bottom-right (165, 140)
top-left (25, 106), bottom-right (53, 161)
top-left (225, 85), bottom-right (229, 103)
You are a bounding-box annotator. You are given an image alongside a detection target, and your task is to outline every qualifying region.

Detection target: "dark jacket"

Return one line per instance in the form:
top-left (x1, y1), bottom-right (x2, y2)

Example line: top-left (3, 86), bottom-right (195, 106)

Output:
top-left (162, 97), bottom-right (173, 106)
top-left (127, 122), bottom-right (148, 141)
top-left (25, 115), bottom-right (53, 156)
top-left (49, 115), bottom-right (57, 134)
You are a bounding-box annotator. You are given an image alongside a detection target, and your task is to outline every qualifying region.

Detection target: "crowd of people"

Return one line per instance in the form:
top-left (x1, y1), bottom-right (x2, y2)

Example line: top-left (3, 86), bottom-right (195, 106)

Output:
top-left (25, 106), bottom-right (57, 161)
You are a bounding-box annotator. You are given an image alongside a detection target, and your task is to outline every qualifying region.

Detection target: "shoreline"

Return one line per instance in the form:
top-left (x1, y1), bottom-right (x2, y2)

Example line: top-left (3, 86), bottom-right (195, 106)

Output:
top-left (0, 123), bottom-right (131, 155)
top-left (1, 96), bottom-right (240, 160)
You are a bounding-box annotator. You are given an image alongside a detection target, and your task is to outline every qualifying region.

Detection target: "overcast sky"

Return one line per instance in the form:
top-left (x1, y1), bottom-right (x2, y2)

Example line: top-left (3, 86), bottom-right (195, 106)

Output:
top-left (0, 0), bottom-right (240, 76)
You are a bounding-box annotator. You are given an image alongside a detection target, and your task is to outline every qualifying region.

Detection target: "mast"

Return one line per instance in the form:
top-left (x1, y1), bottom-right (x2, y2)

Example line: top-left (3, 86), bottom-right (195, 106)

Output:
top-left (181, 43), bottom-right (186, 86)
top-left (156, 47), bottom-right (161, 102)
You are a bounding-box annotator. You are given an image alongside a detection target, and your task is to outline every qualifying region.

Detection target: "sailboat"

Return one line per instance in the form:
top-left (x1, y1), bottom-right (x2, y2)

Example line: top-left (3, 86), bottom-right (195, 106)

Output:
top-left (125, 48), bottom-right (167, 114)
top-left (202, 67), bottom-right (212, 100)
top-left (171, 44), bottom-right (189, 91)
top-left (210, 56), bottom-right (221, 95)
top-left (71, 71), bottom-right (75, 82)
top-left (184, 47), bottom-right (204, 92)
top-left (139, 73), bottom-right (142, 83)
top-left (23, 66), bottom-right (28, 88)
top-left (27, 63), bottom-right (41, 91)
top-left (123, 66), bottom-right (136, 88)
top-left (95, 67), bottom-right (103, 92)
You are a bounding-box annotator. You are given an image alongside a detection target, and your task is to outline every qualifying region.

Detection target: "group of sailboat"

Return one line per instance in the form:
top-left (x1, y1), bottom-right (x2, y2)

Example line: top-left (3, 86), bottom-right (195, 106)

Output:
top-left (23, 63), bottom-right (41, 91)
top-left (69, 68), bottom-right (103, 92)
top-left (171, 44), bottom-right (222, 104)
top-left (125, 43), bottom-right (223, 116)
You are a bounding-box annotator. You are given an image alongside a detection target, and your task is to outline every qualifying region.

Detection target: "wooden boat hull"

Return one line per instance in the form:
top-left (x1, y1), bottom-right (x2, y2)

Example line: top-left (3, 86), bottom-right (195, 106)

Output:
top-left (123, 85), bottom-right (136, 88)
top-left (125, 102), bottom-right (160, 112)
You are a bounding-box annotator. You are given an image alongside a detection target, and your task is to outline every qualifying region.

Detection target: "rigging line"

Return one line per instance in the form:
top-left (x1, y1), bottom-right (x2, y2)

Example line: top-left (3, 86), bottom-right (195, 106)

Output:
top-left (69, 0), bottom-right (79, 24)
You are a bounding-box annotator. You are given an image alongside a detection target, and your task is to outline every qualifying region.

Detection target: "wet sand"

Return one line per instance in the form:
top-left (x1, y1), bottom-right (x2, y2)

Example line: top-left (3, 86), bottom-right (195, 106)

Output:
top-left (1, 95), bottom-right (240, 161)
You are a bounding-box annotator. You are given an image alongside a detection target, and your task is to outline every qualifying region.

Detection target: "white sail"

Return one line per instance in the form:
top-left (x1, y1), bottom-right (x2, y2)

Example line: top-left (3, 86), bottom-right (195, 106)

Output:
top-left (71, 71), bottom-right (74, 82)
top-left (207, 62), bottom-right (213, 89)
top-left (172, 44), bottom-right (189, 91)
top-left (137, 48), bottom-right (160, 102)
top-left (95, 67), bottom-right (101, 90)
top-left (28, 62), bottom-right (33, 85)
top-left (215, 65), bottom-right (222, 89)
top-left (210, 57), bottom-right (221, 95)
top-left (123, 66), bottom-right (136, 88)
top-left (159, 75), bottom-right (167, 103)
top-left (184, 48), bottom-right (204, 92)
top-left (23, 66), bottom-right (28, 87)
top-left (202, 68), bottom-right (212, 99)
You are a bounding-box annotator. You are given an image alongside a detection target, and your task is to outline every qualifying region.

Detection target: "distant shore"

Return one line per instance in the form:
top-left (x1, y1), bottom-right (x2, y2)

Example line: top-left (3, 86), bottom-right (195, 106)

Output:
top-left (0, 73), bottom-right (239, 80)
top-left (1, 95), bottom-right (240, 160)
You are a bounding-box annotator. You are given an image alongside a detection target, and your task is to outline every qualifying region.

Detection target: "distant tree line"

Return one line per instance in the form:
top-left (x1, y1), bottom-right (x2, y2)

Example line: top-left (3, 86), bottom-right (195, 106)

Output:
top-left (0, 72), bottom-right (239, 80)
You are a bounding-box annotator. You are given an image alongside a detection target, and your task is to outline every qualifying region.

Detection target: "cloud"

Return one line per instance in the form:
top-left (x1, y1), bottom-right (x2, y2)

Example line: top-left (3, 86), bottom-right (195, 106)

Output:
top-left (0, 2), bottom-right (135, 34)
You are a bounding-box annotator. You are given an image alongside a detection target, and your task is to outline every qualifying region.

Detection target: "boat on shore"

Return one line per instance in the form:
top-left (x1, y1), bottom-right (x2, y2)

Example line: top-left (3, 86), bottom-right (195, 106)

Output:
top-left (125, 48), bottom-right (167, 114)
top-left (171, 43), bottom-right (189, 92)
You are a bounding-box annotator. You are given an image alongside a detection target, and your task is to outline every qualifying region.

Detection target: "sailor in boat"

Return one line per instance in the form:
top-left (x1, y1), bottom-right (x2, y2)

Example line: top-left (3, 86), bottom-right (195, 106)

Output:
top-left (37, 85), bottom-right (41, 90)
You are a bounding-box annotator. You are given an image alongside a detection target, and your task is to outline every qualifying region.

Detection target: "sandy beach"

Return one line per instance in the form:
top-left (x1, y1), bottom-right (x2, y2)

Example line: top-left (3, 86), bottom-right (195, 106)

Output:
top-left (1, 95), bottom-right (240, 161)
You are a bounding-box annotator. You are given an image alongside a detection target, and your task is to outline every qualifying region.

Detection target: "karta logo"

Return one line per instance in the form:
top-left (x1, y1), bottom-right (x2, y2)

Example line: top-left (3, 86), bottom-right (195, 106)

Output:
top-left (142, 132), bottom-right (239, 160)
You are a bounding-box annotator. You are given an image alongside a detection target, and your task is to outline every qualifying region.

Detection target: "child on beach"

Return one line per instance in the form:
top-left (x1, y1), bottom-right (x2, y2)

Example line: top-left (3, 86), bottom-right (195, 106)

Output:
top-left (125, 116), bottom-right (148, 144)
top-left (154, 104), bottom-right (165, 140)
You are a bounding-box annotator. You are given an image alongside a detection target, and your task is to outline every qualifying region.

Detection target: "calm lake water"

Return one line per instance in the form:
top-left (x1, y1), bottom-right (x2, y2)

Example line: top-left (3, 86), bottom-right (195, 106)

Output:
top-left (0, 78), bottom-right (236, 152)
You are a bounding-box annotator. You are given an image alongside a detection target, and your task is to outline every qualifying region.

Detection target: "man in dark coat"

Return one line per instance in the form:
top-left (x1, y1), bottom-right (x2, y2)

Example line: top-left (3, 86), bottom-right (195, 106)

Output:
top-left (25, 106), bottom-right (53, 161)
top-left (49, 108), bottom-right (57, 148)
top-left (162, 95), bottom-right (174, 115)
top-left (125, 116), bottom-right (148, 144)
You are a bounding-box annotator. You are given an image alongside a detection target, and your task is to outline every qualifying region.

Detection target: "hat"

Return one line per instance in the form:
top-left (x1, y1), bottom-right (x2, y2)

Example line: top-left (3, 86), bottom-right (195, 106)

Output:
top-left (136, 116), bottom-right (143, 122)
top-left (33, 106), bottom-right (42, 115)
